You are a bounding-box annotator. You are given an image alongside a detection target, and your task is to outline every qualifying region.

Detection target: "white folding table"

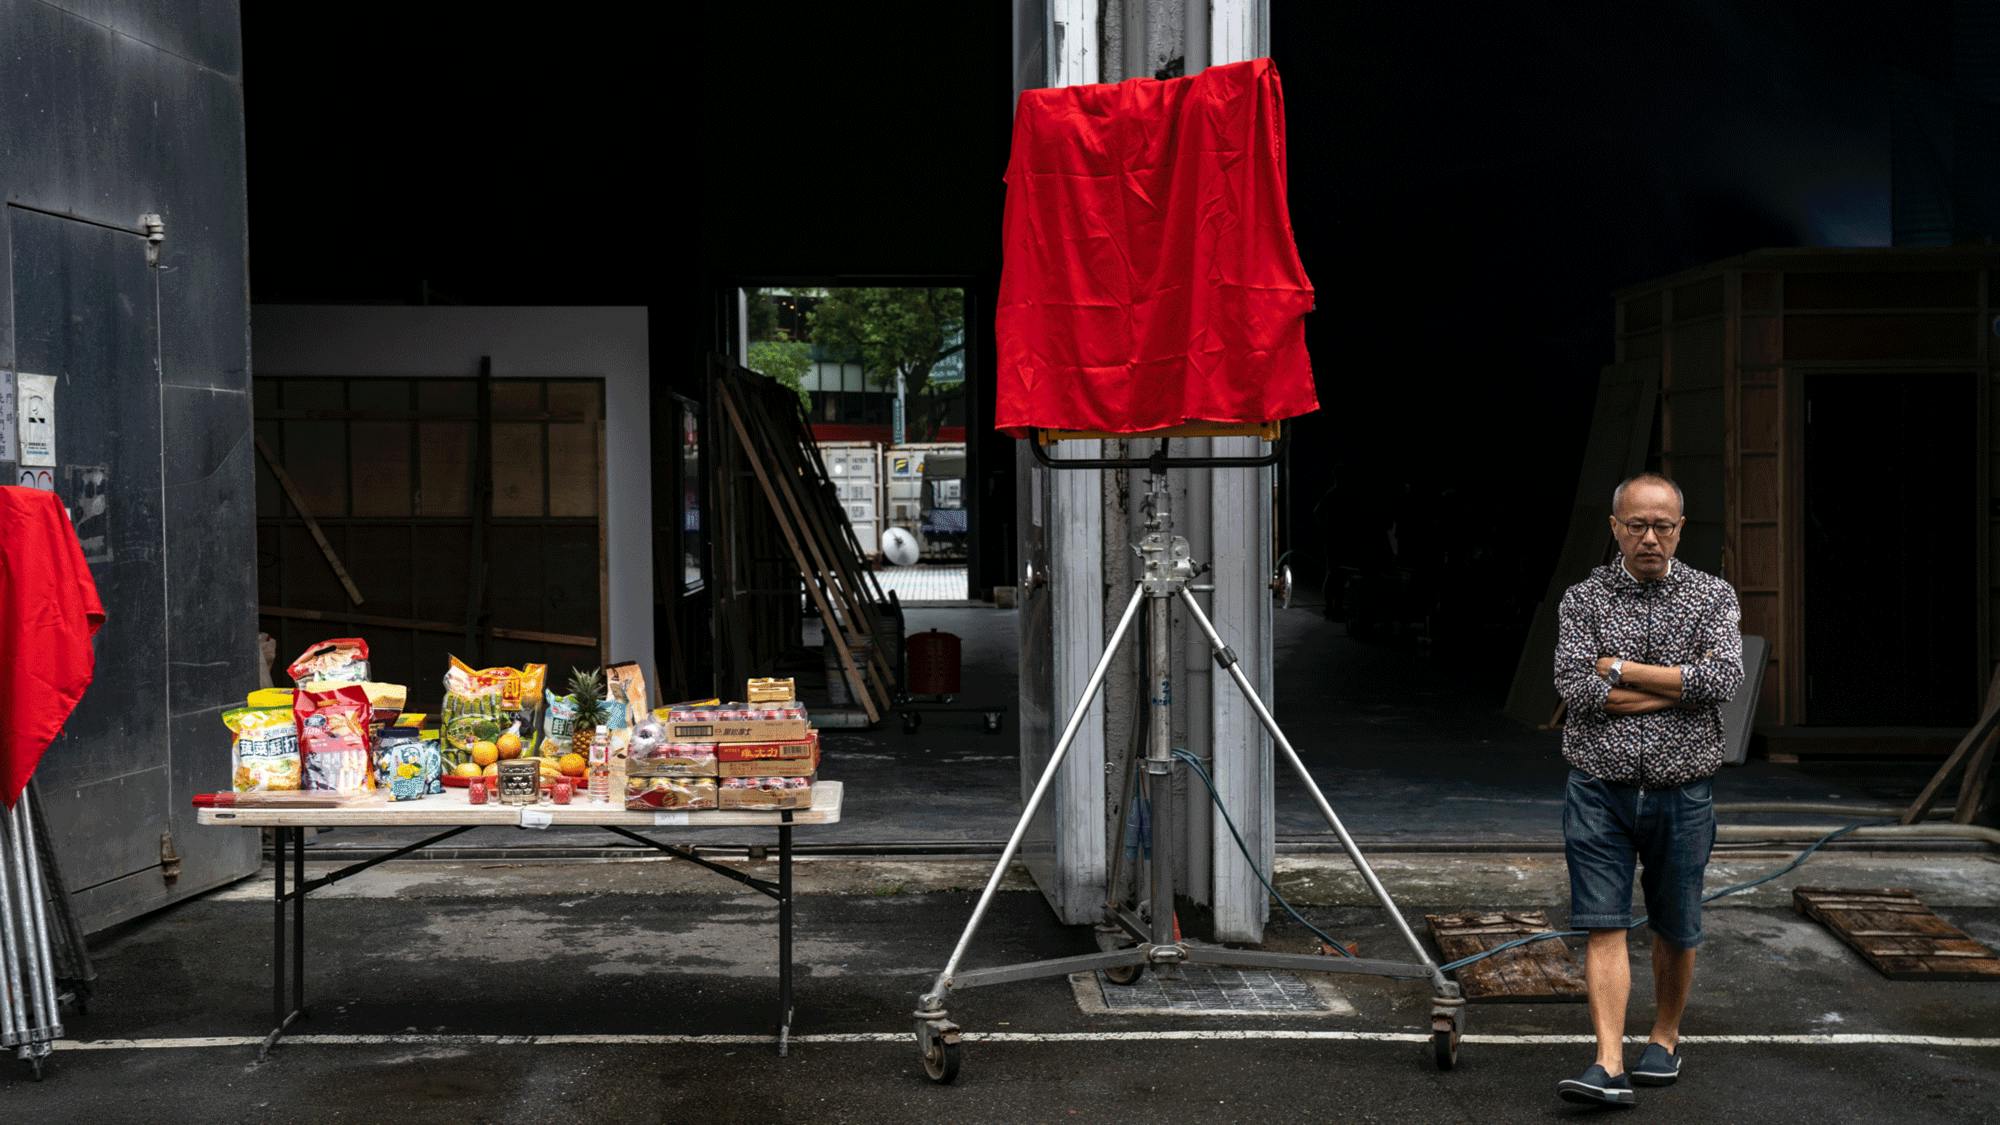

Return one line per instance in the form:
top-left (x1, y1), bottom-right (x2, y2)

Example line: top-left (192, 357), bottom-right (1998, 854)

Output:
top-left (197, 781), bottom-right (844, 1059)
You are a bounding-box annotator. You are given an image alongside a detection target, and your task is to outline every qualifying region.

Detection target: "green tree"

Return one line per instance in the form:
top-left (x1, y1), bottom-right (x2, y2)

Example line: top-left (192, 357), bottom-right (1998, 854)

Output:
top-left (808, 287), bottom-right (965, 441)
top-left (743, 340), bottom-right (813, 412)
top-left (742, 288), bottom-right (815, 412)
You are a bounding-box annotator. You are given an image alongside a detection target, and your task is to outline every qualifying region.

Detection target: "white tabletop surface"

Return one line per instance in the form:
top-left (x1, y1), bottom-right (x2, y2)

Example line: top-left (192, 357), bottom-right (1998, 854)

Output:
top-left (196, 780), bottom-right (843, 829)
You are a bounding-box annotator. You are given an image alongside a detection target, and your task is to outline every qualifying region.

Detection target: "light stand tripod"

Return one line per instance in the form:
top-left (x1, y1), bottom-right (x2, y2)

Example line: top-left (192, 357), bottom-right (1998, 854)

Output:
top-left (913, 438), bottom-right (1465, 1083)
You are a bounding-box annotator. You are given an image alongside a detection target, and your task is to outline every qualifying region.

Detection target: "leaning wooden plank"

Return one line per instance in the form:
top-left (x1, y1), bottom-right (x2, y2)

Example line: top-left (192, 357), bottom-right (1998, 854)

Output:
top-left (1795, 887), bottom-right (2000, 981)
top-left (742, 377), bottom-right (891, 660)
top-left (1425, 911), bottom-right (1585, 1003)
top-left (733, 375), bottom-right (894, 706)
top-left (254, 433), bottom-right (365, 606)
top-left (1904, 665), bottom-right (2000, 823)
top-left (1953, 720), bottom-right (1999, 825)
top-left (716, 381), bottom-right (880, 723)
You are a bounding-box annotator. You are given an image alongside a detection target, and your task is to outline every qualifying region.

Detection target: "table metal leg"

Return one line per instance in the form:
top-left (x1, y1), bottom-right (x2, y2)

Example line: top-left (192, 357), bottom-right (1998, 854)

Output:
top-left (261, 828), bottom-right (308, 1061)
top-left (778, 814), bottom-right (794, 1057)
top-left (270, 827), bottom-right (286, 1041)
top-left (292, 827), bottom-right (306, 1021)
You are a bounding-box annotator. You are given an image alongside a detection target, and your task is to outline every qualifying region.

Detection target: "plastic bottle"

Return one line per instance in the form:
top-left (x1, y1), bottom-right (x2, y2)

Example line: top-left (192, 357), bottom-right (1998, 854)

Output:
top-left (589, 724), bottom-right (612, 803)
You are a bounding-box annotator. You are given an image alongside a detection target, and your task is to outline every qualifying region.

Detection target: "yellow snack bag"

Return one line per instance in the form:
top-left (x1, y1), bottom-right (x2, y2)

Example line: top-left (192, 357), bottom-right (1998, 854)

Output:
top-left (225, 705), bottom-right (300, 792)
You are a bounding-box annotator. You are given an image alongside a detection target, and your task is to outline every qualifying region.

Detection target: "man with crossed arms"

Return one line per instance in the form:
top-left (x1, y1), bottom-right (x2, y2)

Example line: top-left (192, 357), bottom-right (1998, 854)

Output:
top-left (1552, 472), bottom-right (1744, 1107)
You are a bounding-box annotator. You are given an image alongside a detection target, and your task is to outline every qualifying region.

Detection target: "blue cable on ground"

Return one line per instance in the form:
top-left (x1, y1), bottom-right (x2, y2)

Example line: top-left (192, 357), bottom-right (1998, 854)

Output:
top-left (1433, 817), bottom-right (1895, 973)
top-left (1167, 743), bottom-right (1890, 974)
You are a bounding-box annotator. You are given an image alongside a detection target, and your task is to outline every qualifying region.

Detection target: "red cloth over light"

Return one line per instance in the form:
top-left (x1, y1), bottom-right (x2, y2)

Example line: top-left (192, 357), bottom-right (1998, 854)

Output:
top-left (0, 487), bottom-right (106, 807)
top-left (996, 57), bottom-right (1318, 436)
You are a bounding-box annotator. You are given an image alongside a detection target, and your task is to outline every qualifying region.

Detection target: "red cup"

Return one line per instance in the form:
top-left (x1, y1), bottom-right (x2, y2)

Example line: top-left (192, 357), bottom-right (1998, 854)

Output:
top-left (468, 779), bottom-right (488, 804)
top-left (551, 781), bottom-right (573, 805)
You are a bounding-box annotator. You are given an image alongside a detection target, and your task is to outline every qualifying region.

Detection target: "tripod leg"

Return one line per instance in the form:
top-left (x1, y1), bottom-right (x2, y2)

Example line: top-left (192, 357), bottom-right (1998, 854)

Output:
top-left (1175, 586), bottom-right (1448, 991)
top-left (919, 582), bottom-right (1148, 1008)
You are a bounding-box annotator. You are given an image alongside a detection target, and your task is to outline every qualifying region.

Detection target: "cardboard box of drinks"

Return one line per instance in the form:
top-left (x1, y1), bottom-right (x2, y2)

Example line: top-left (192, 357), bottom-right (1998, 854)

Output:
top-left (657, 701), bottom-right (809, 744)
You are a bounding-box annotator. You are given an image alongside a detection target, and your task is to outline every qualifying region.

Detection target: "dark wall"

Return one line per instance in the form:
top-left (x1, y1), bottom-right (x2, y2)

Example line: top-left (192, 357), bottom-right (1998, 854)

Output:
top-left (1271, 0), bottom-right (1941, 676)
top-left (1, 0), bottom-right (258, 929)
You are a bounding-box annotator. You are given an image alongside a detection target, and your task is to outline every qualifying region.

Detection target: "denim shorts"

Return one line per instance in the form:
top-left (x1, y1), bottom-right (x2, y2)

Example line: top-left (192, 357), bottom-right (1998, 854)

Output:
top-left (1562, 769), bottom-right (1717, 949)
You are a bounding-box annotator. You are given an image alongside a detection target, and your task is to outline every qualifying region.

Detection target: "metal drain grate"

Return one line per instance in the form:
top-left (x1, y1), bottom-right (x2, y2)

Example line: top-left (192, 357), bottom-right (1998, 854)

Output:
top-left (1076, 966), bottom-right (1343, 1015)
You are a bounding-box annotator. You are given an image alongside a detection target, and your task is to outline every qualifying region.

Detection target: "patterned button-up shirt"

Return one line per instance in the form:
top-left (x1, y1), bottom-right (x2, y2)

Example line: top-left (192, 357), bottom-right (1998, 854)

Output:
top-left (1554, 560), bottom-right (1745, 787)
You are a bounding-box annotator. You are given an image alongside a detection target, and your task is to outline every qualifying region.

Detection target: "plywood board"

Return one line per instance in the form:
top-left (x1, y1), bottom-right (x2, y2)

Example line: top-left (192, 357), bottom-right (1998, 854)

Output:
top-left (1794, 887), bottom-right (2000, 981)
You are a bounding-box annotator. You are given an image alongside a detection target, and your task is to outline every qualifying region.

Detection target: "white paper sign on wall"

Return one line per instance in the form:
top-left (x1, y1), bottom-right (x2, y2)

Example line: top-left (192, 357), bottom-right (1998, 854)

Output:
top-left (17, 467), bottom-right (54, 491)
top-left (0, 371), bottom-right (16, 463)
top-left (16, 373), bottom-right (56, 468)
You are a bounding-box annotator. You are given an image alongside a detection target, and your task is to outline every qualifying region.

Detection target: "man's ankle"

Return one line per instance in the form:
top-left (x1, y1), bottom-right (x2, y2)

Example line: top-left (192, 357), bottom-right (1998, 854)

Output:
top-left (1647, 1031), bottom-right (1678, 1051)
top-left (1595, 1056), bottom-right (1626, 1076)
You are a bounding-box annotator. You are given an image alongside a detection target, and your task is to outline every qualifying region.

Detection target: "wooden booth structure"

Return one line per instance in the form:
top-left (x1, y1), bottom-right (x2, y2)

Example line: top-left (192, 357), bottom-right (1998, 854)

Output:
top-left (1614, 247), bottom-right (1997, 734)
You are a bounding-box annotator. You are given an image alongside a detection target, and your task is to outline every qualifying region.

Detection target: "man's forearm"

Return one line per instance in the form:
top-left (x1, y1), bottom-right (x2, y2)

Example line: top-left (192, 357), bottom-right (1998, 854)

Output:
top-left (1605, 686), bottom-right (1677, 714)
top-left (1597, 657), bottom-right (1683, 700)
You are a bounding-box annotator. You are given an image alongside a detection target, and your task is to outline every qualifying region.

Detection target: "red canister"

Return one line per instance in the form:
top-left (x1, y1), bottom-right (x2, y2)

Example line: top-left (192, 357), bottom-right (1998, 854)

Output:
top-left (468, 778), bottom-right (488, 804)
top-left (551, 781), bottom-right (573, 805)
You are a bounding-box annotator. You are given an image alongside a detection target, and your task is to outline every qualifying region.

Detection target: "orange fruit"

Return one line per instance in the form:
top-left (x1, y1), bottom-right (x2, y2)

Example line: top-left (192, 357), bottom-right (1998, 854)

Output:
top-left (482, 763), bottom-right (499, 777)
top-left (557, 752), bottom-right (587, 777)
top-left (496, 732), bottom-right (523, 759)
top-left (471, 740), bottom-right (500, 767)
top-left (453, 762), bottom-right (483, 779)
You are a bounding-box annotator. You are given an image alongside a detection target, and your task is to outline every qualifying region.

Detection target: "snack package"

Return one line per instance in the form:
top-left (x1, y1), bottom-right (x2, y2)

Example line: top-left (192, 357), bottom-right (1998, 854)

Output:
top-left (624, 776), bottom-right (717, 811)
top-left (224, 705), bottom-right (301, 792)
top-left (376, 724), bottom-right (443, 799)
top-left (304, 680), bottom-right (407, 743)
top-left (627, 742), bottom-right (717, 778)
top-left (297, 684), bottom-right (374, 792)
top-left (440, 658), bottom-right (547, 776)
top-left (606, 663), bottom-right (650, 725)
top-left (719, 776), bottom-right (813, 811)
top-left (544, 688), bottom-right (580, 748)
top-left (288, 638), bottom-right (371, 686)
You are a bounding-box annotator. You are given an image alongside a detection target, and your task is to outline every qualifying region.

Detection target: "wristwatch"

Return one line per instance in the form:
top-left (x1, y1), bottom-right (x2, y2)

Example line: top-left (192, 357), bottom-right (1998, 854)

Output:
top-left (1606, 659), bottom-right (1625, 685)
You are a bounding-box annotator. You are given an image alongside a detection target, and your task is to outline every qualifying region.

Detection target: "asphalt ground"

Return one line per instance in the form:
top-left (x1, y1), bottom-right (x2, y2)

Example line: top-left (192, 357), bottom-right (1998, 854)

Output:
top-left (6, 853), bottom-right (1998, 1123)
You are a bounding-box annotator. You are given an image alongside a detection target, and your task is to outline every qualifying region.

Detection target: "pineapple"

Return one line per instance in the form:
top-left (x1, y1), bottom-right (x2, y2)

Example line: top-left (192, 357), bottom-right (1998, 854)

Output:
top-left (569, 666), bottom-right (608, 759)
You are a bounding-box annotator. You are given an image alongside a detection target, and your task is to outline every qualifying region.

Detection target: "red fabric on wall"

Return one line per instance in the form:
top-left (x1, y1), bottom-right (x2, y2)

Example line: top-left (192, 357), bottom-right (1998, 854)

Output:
top-left (0, 487), bottom-right (106, 807)
top-left (995, 57), bottom-right (1318, 436)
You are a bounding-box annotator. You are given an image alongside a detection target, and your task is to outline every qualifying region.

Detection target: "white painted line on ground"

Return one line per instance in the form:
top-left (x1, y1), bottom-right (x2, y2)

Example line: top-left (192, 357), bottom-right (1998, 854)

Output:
top-left (51, 1030), bottom-right (2000, 1052)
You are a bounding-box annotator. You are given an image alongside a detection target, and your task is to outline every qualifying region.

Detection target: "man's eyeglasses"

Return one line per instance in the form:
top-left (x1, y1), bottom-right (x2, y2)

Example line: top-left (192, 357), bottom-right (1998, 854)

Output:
top-left (1616, 520), bottom-right (1681, 539)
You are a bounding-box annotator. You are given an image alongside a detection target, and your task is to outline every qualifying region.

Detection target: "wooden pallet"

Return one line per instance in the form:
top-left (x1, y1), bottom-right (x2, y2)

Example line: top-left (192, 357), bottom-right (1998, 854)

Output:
top-left (1794, 887), bottom-right (2000, 981)
top-left (1425, 910), bottom-right (1586, 1002)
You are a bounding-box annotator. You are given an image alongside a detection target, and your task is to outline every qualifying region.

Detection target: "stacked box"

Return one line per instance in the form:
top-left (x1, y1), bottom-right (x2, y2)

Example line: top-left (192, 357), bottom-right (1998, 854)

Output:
top-left (636, 682), bottom-right (820, 812)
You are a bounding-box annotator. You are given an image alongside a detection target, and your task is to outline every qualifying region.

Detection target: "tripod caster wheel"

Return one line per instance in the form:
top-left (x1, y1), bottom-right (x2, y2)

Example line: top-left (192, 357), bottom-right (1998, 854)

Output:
top-left (1431, 1018), bottom-right (1460, 1070)
top-left (983, 712), bottom-right (1002, 734)
top-left (916, 1019), bottom-right (961, 1084)
top-left (1102, 963), bottom-right (1142, 986)
top-left (902, 712), bottom-right (921, 734)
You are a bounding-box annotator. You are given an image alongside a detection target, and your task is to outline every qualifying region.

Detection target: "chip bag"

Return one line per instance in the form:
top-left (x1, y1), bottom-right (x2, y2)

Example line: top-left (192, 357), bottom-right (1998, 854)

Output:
top-left (297, 684), bottom-right (374, 792)
top-left (225, 705), bottom-right (300, 792)
top-left (288, 637), bottom-right (371, 686)
top-left (440, 657), bottom-right (547, 777)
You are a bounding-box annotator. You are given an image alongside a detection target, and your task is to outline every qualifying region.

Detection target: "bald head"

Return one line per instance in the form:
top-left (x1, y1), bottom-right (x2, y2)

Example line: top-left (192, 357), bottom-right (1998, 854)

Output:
top-left (1608, 473), bottom-right (1685, 580)
top-left (1612, 473), bottom-right (1684, 518)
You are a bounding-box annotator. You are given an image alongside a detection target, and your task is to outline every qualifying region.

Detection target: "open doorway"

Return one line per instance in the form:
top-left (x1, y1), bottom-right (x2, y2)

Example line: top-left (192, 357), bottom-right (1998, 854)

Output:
top-left (1801, 371), bottom-right (1979, 726)
top-left (740, 286), bottom-right (977, 605)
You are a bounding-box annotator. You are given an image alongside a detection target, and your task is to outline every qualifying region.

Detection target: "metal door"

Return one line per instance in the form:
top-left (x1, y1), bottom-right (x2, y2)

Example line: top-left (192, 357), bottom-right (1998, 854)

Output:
top-left (8, 207), bottom-right (260, 932)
